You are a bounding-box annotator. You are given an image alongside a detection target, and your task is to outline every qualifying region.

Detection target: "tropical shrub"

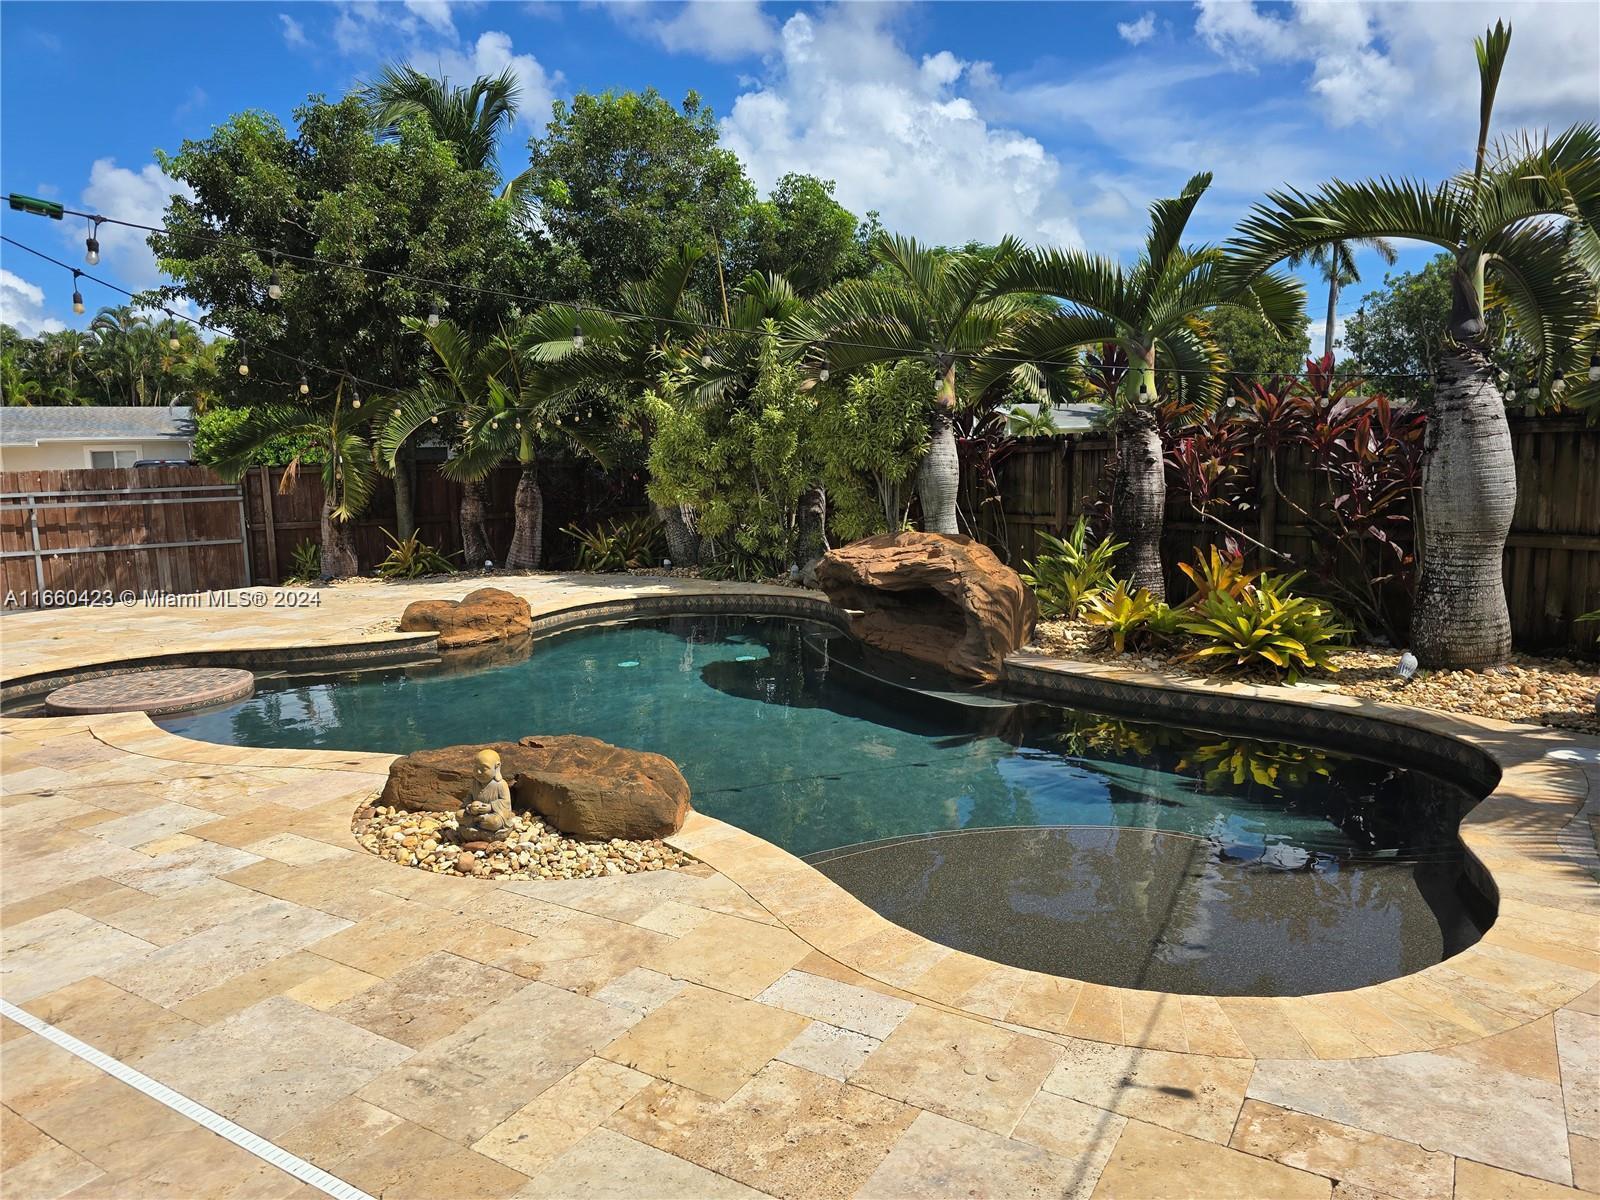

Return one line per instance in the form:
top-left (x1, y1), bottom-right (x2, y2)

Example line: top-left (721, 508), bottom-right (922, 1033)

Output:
top-left (811, 360), bottom-right (930, 541)
top-left (1081, 581), bottom-right (1165, 654)
top-left (1178, 574), bottom-right (1347, 682)
top-left (375, 531), bottom-right (456, 579)
top-left (564, 514), bottom-right (663, 572)
top-left (1021, 518), bottom-right (1123, 619)
top-left (194, 406), bottom-right (326, 469)
top-left (286, 539), bottom-right (321, 583)
top-left (1175, 544), bottom-right (1256, 609)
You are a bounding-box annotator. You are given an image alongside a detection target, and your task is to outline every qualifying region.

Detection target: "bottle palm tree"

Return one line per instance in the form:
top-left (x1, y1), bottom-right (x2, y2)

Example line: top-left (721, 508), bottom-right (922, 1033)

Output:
top-left (364, 64), bottom-right (535, 202)
top-left (986, 173), bottom-right (1305, 597)
top-left (1290, 237), bottom-right (1398, 359)
top-left (1228, 21), bottom-right (1600, 666)
top-left (205, 381), bottom-right (378, 579)
top-left (785, 234), bottom-right (1055, 535)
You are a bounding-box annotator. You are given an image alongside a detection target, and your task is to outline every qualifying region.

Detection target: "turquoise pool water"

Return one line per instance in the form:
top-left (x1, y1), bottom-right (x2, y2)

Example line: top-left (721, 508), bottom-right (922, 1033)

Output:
top-left (161, 613), bottom-right (1489, 994)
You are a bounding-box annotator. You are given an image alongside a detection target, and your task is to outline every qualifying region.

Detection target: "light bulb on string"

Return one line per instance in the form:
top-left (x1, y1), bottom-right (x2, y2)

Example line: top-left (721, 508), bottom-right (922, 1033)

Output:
top-left (168, 335), bottom-right (181, 351)
top-left (84, 218), bottom-right (101, 266)
top-left (818, 353), bottom-right (830, 382)
top-left (238, 351), bottom-right (250, 377)
top-left (70, 269), bottom-right (84, 314)
top-left (700, 350), bottom-right (713, 368)
top-left (571, 324), bottom-right (585, 350)
top-left (351, 387), bottom-right (361, 409)
top-left (426, 300), bottom-right (440, 329)
top-left (1590, 350), bottom-right (1600, 383)
top-left (267, 269), bottom-right (283, 301)
top-left (1551, 369), bottom-right (1566, 397)
top-left (298, 374), bottom-right (310, 396)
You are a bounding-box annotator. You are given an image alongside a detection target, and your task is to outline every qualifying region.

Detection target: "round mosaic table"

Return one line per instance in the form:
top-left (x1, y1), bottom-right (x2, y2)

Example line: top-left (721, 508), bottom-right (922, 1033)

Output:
top-left (44, 668), bottom-right (255, 717)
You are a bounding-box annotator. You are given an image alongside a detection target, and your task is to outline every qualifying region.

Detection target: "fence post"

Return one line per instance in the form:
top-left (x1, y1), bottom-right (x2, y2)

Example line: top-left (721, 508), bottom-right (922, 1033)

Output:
top-left (235, 483), bottom-right (253, 588)
top-left (27, 494), bottom-right (44, 592)
top-left (256, 467), bottom-right (279, 584)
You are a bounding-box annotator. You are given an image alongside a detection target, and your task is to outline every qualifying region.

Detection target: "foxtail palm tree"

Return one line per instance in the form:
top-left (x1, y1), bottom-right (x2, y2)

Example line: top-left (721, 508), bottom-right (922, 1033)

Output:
top-left (786, 235), bottom-right (1057, 535)
top-left (1290, 237), bottom-right (1399, 359)
top-left (987, 173), bottom-right (1306, 597)
top-left (1229, 21), bottom-right (1600, 666)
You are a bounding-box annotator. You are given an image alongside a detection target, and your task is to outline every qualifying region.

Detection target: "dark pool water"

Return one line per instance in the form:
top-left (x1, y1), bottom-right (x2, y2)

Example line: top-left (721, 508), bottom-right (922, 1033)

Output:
top-left (160, 613), bottom-right (1489, 995)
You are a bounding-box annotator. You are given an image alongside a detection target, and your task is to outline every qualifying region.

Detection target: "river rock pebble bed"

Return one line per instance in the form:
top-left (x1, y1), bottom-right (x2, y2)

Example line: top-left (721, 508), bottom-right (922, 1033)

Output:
top-left (353, 803), bottom-right (691, 879)
top-left (1032, 618), bottom-right (1599, 734)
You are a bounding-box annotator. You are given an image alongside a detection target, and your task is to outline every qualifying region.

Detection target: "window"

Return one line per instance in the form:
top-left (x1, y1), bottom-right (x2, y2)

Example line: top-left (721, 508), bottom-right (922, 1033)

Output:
top-left (88, 448), bottom-right (138, 469)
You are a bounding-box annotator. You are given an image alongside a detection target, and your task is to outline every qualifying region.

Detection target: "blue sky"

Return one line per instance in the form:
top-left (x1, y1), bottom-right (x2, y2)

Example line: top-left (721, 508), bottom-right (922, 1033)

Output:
top-left (3, 0), bottom-right (1596, 349)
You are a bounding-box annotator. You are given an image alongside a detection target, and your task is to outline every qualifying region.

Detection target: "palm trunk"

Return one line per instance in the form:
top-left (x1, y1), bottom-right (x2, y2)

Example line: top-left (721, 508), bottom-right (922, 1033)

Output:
top-left (652, 500), bottom-right (700, 567)
top-left (1410, 346), bottom-right (1514, 667)
top-left (460, 477), bottom-right (491, 568)
top-left (918, 367), bottom-right (960, 535)
top-left (320, 492), bottom-right (359, 580)
top-left (505, 457), bottom-right (543, 572)
top-left (795, 482), bottom-right (828, 569)
top-left (1324, 274), bottom-right (1339, 360)
top-left (1110, 405), bottom-right (1166, 599)
top-left (393, 444), bottom-right (416, 542)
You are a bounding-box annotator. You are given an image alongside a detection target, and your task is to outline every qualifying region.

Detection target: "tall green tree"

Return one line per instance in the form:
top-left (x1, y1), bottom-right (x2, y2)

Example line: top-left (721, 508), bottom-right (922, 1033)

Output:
top-left (151, 93), bottom-right (537, 540)
top-left (1230, 21), bottom-right (1600, 666)
top-left (731, 174), bottom-right (875, 295)
top-left (524, 89), bottom-right (754, 305)
top-left (787, 234), bottom-right (1053, 536)
top-left (1205, 305), bottom-right (1312, 387)
top-left (1340, 254), bottom-right (1457, 401)
top-left (1290, 237), bottom-right (1398, 359)
top-left (988, 173), bottom-right (1305, 597)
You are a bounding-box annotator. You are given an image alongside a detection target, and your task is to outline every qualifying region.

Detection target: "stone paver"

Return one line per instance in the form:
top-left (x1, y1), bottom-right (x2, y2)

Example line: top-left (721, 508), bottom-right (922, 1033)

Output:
top-left (1, 573), bottom-right (1596, 1200)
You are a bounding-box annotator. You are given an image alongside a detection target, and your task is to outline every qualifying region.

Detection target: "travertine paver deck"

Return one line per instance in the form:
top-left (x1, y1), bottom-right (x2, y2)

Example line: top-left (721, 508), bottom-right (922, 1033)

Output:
top-left (1, 573), bottom-right (1597, 1199)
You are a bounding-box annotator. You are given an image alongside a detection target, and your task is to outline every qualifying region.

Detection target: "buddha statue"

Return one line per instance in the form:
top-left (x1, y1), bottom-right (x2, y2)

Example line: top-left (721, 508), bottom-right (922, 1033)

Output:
top-left (458, 748), bottom-right (513, 843)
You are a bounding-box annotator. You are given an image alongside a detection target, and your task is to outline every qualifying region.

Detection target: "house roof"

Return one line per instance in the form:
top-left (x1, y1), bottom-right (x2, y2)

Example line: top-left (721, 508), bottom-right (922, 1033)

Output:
top-left (0, 405), bottom-right (195, 447)
top-left (1010, 402), bottom-right (1105, 434)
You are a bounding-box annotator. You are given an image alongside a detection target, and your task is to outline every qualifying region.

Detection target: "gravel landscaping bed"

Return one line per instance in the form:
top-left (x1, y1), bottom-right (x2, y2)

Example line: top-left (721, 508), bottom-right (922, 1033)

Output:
top-left (1031, 619), bottom-right (1600, 735)
top-left (354, 803), bottom-right (691, 880)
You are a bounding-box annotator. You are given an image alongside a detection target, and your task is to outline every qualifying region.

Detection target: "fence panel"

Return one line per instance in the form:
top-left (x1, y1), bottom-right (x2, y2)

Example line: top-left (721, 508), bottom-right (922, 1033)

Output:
top-left (992, 414), bottom-right (1600, 657)
top-left (0, 467), bottom-right (249, 608)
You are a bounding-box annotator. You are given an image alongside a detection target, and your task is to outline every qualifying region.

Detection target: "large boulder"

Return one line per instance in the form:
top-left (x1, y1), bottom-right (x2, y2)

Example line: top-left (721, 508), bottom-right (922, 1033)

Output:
top-left (399, 587), bottom-right (532, 649)
top-left (815, 532), bottom-right (1036, 684)
top-left (379, 734), bottom-right (691, 840)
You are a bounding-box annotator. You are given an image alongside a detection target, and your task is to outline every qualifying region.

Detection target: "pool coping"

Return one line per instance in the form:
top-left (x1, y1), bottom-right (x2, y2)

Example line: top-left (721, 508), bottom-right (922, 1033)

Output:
top-left (3, 582), bottom-right (1596, 1062)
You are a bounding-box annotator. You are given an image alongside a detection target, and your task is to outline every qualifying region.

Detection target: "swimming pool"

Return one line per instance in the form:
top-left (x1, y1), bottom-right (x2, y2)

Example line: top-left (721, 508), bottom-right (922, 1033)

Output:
top-left (160, 612), bottom-right (1490, 995)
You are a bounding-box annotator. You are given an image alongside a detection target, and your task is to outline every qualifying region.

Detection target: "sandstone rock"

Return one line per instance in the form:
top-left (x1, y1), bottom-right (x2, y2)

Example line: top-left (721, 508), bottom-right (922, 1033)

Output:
top-left (815, 531), bottom-right (1036, 684)
top-left (398, 587), bottom-right (532, 649)
top-left (378, 734), bottom-right (691, 839)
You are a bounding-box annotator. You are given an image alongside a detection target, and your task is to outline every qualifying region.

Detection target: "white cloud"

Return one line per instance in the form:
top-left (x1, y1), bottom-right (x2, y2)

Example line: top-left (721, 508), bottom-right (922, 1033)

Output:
top-left (404, 0), bottom-right (459, 38)
top-left (720, 7), bottom-right (1084, 249)
top-left (1117, 12), bottom-right (1157, 46)
top-left (428, 30), bottom-right (562, 130)
top-left (71, 159), bottom-right (195, 295)
top-left (619, 0), bottom-right (778, 63)
top-left (0, 269), bottom-right (66, 337)
top-left (278, 13), bottom-right (308, 49)
top-left (1194, 1), bottom-right (1599, 134)
top-left (1306, 312), bottom-right (1348, 361)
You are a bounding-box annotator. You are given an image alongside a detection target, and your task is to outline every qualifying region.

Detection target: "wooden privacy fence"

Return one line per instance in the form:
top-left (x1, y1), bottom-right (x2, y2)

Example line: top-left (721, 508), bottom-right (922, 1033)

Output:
top-left (994, 413), bottom-right (1600, 656)
top-left (0, 467), bottom-right (250, 607)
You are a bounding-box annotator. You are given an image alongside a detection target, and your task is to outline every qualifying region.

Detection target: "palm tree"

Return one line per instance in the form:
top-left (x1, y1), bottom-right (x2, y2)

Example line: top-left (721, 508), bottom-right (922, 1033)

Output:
top-left (381, 319), bottom-right (608, 572)
top-left (206, 382), bottom-right (378, 579)
top-left (1229, 21), bottom-right (1600, 666)
top-left (364, 64), bottom-right (534, 202)
top-left (987, 173), bottom-right (1305, 597)
top-left (518, 246), bottom-right (715, 564)
top-left (785, 234), bottom-right (1056, 535)
top-left (1290, 237), bottom-right (1398, 359)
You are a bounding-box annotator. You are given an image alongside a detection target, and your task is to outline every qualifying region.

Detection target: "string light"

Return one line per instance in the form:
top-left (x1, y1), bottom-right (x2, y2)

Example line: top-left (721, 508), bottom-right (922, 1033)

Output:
top-left (267, 268), bottom-right (283, 301)
top-left (70, 269), bottom-right (84, 314)
top-left (168, 334), bottom-right (181, 351)
top-left (430, 414), bottom-right (439, 424)
top-left (571, 324), bottom-right (585, 350)
top-left (298, 373), bottom-right (310, 396)
top-left (84, 217), bottom-right (100, 266)
top-left (700, 350), bottom-right (713, 368)
top-left (426, 300), bottom-right (441, 329)
top-left (1551, 368), bottom-right (1567, 396)
top-left (350, 385), bottom-right (361, 409)
top-left (818, 355), bottom-right (830, 382)
top-left (238, 350), bottom-right (250, 377)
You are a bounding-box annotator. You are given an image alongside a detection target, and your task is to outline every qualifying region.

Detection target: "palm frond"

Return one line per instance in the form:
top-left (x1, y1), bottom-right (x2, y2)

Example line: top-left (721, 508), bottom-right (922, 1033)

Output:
top-left (1229, 178), bottom-right (1467, 274)
top-left (1485, 221), bottom-right (1598, 385)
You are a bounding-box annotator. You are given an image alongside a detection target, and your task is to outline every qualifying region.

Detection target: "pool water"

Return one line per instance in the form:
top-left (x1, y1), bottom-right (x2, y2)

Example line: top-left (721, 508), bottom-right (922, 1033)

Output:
top-left (161, 613), bottom-right (1489, 995)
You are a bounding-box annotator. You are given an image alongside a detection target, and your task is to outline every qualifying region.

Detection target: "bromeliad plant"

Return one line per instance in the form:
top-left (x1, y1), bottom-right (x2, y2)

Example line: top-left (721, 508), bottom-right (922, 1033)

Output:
top-left (1021, 518), bottom-right (1124, 619)
top-left (563, 514), bottom-right (663, 573)
top-left (1178, 573), bottom-right (1347, 682)
top-left (375, 531), bottom-right (456, 579)
top-left (1081, 580), bottom-right (1167, 654)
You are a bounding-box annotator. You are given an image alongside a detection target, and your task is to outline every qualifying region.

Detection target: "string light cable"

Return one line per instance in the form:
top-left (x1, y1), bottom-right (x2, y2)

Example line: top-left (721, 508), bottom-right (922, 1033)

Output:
top-left (0, 194), bottom-right (1499, 385)
top-left (1, 234), bottom-right (397, 398)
